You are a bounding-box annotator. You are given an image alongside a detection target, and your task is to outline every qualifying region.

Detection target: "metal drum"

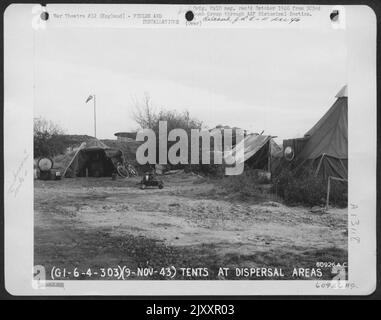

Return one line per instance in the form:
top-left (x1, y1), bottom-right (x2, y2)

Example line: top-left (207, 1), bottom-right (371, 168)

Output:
top-left (37, 157), bottom-right (54, 172)
top-left (37, 157), bottom-right (54, 180)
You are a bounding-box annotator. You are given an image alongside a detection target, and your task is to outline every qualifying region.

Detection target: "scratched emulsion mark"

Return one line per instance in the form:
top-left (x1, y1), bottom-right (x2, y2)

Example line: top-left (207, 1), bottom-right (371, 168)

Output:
top-left (8, 151), bottom-right (29, 197)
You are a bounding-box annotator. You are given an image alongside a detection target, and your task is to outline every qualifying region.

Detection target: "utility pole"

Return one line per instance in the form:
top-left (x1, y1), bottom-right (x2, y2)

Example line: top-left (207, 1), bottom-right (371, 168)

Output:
top-left (86, 94), bottom-right (97, 138)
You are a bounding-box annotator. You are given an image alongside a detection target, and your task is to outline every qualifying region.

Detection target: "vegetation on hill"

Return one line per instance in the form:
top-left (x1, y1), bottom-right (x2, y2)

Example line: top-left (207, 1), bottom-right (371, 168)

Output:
top-left (34, 117), bottom-right (95, 158)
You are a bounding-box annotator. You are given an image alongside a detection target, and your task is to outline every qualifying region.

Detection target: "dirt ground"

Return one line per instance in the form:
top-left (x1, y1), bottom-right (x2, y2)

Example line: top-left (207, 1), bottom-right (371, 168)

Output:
top-left (34, 173), bottom-right (348, 280)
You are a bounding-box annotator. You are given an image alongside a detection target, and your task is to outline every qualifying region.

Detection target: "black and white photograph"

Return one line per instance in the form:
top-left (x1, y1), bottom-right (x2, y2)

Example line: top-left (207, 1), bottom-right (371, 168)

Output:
top-left (3, 3), bottom-right (377, 297)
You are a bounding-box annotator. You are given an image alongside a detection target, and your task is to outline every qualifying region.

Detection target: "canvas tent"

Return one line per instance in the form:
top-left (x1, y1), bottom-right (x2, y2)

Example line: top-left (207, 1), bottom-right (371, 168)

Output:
top-left (63, 139), bottom-right (124, 178)
top-left (224, 134), bottom-right (281, 172)
top-left (284, 85), bottom-right (348, 179)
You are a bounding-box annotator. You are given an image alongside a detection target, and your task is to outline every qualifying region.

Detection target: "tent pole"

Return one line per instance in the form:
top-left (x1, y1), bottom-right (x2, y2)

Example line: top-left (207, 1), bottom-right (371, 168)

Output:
top-left (94, 94), bottom-right (97, 138)
top-left (339, 158), bottom-right (348, 176)
top-left (315, 153), bottom-right (325, 177)
top-left (326, 176), bottom-right (348, 210)
top-left (62, 142), bottom-right (86, 178)
top-left (326, 176), bottom-right (331, 210)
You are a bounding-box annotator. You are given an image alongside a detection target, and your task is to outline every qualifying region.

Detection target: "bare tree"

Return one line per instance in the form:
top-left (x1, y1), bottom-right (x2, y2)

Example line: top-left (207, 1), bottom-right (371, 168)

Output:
top-left (130, 94), bottom-right (204, 170)
top-left (34, 117), bottom-right (64, 136)
top-left (131, 93), bottom-right (158, 129)
top-left (131, 94), bottom-right (202, 132)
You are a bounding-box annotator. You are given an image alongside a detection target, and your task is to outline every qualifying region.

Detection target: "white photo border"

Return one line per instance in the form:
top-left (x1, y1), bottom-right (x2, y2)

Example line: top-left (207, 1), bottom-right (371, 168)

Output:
top-left (3, 4), bottom-right (377, 295)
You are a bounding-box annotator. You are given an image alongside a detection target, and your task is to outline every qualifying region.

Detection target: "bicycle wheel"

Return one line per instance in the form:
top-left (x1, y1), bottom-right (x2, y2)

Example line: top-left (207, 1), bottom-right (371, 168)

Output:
top-left (117, 165), bottom-right (129, 178)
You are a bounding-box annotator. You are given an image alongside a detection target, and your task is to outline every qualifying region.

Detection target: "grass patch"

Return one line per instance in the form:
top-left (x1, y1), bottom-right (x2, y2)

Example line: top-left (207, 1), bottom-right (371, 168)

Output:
top-left (217, 169), bottom-right (275, 202)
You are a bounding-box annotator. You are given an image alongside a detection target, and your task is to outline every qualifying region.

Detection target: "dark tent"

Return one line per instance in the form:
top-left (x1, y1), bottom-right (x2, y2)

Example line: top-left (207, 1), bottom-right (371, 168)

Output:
top-left (63, 139), bottom-right (124, 178)
top-left (224, 134), bottom-right (282, 173)
top-left (284, 85), bottom-right (348, 180)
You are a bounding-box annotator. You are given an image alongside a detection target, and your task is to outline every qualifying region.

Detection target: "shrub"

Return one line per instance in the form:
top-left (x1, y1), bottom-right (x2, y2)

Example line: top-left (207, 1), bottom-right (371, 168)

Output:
top-left (272, 167), bottom-right (347, 207)
top-left (199, 164), bottom-right (226, 178)
top-left (34, 117), bottom-right (66, 158)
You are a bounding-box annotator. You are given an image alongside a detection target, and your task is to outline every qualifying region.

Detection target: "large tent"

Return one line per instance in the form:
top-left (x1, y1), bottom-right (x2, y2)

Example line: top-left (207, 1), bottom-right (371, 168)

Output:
top-left (63, 139), bottom-right (124, 178)
top-left (284, 85), bottom-right (348, 179)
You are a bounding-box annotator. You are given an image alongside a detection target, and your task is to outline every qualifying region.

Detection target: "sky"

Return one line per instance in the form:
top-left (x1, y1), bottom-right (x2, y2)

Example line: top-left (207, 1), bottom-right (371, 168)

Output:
top-left (33, 26), bottom-right (347, 142)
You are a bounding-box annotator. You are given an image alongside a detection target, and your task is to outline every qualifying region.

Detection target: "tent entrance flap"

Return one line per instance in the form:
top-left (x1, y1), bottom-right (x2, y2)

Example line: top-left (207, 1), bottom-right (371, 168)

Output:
top-left (244, 141), bottom-right (270, 170)
top-left (224, 134), bottom-right (273, 171)
top-left (77, 149), bottom-right (116, 177)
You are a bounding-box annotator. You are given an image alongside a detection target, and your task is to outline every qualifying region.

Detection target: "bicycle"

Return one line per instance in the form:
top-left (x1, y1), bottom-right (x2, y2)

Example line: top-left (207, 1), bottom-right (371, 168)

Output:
top-left (116, 161), bottom-right (138, 178)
